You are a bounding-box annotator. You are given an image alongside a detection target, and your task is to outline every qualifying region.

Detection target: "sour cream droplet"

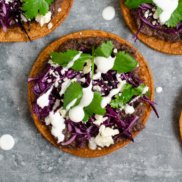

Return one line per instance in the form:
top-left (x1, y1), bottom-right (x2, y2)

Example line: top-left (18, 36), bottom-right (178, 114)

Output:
top-left (0, 134), bottom-right (15, 151)
top-left (102, 6), bottom-right (115, 21)
top-left (69, 106), bottom-right (85, 122)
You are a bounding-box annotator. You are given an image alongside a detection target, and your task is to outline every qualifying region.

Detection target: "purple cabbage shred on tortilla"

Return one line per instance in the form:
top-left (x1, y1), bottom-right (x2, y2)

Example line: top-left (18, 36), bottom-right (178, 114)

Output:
top-left (29, 62), bottom-right (158, 146)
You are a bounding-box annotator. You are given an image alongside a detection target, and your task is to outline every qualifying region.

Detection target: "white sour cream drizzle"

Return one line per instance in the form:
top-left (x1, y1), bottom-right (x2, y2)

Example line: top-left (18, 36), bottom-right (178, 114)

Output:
top-left (59, 79), bottom-right (72, 96)
top-left (37, 86), bottom-right (53, 109)
top-left (69, 83), bottom-right (94, 122)
top-left (93, 56), bottom-right (115, 80)
top-left (101, 80), bottom-right (126, 108)
top-left (152, 0), bottom-right (179, 24)
top-left (45, 111), bottom-right (65, 143)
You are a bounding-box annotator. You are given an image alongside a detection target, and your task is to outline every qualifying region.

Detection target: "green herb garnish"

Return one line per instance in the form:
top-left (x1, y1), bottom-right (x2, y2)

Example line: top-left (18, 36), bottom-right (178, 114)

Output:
top-left (165, 1), bottom-right (182, 27)
top-left (51, 50), bottom-right (79, 67)
top-left (22, 0), bottom-right (53, 20)
top-left (72, 54), bottom-right (92, 71)
top-left (94, 41), bottom-right (114, 58)
top-left (110, 83), bottom-right (148, 109)
top-left (84, 92), bottom-right (106, 118)
top-left (125, 0), bottom-right (152, 9)
top-left (112, 51), bottom-right (138, 73)
top-left (63, 82), bottom-right (83, 109)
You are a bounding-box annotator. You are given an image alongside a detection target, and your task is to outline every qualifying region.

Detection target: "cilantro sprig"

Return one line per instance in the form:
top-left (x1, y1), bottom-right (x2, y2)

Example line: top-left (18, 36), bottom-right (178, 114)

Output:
top-left (111, 83), bottom-right (148, 109)
top-left (63, 82), bottom-right (83, 109)
top-left (22, 0), bottom-right (54, 20)
top-left (51, 41), bottom-right (138, 75)
top-left (125, 0), bottom-right (152, 9)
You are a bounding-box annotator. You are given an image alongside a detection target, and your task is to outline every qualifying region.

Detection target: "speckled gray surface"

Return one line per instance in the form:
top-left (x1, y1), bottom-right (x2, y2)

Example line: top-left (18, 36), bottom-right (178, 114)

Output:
top-left (0, 0), bottom-right (182, 181)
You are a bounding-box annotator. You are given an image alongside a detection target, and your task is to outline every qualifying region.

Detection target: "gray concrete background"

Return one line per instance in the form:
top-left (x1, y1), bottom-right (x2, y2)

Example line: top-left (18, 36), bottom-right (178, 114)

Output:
top-left (0, 0), bottom-right (182, 181)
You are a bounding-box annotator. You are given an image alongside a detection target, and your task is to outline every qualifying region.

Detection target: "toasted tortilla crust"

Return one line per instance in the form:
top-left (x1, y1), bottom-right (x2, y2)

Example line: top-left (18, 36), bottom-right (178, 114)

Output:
top-left (180, 112), bottom-right (182, 140)
top-left (0, 0), bottom-right (73, 42)
top-left (120, 0), bottom-right (182, 55)
top-left (28, 30), bottom-right (154, 158)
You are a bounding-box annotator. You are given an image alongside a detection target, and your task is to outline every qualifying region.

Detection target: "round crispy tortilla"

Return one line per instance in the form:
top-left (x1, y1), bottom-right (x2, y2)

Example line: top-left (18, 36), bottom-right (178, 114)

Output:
top-left (120, 0), bottom-right (182, 55)
top-left (0, 0), bottom-right (73, 42)
top-left (179, 112), bottom-right (182, 139)
top-left (28, 30), bottom-right (154, 158)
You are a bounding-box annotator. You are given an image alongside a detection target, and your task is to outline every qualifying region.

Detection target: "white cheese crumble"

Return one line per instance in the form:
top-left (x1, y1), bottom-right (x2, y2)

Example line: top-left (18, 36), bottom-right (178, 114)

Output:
top-left (35, 11), bottom-right (52, 27)
top-left (94, 125), bottom-right (119, 148)
top-left (48, 22), bottom-right (53, 29)
top-left (124, 105), bottom-right (135, 114)
top-left (45, 111), bottom-right (65, 143)
top-left (89, 138), bottom-right (97, 150)
top-left (93, 115), bottom-right (108, 126)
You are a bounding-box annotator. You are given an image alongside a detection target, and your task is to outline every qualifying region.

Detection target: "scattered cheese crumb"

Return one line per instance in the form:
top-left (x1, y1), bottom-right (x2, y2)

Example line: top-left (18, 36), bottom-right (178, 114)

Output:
top-left (35, 11), bottom-right (52, 27)
top-left (124, 105), bottom-right (135, 114)
top-left (93, 115), bottom-right (108, 126)
top-left (58, 8), bottom-right (62, 12)
top-left (94, 125), bottom-right (119, 148)
top-left (48, 22), bottom-right (53, 29)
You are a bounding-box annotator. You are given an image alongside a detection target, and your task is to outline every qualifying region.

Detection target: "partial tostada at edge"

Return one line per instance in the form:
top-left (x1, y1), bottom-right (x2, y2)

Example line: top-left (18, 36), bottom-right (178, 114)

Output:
top-left (0, 0), bottom-right (73, 42)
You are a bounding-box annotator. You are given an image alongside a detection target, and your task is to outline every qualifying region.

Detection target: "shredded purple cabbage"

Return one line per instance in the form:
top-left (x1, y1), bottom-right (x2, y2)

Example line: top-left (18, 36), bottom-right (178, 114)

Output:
top-left (0, 0), bottom-right (22, 31)
top-left (29, 62), bottom-right (158, 147)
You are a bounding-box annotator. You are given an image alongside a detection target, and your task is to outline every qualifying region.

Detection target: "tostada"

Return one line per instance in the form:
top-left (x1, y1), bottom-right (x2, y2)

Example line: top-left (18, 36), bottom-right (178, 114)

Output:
top-left (28, 30), bottom-right (158, 158)
top-left (0, 0), bottom-right (73, 42)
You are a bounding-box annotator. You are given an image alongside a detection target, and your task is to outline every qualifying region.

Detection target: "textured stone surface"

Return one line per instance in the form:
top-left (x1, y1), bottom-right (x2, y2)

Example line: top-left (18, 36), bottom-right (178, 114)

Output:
top-left (0, 0), bottom-right (182, 181)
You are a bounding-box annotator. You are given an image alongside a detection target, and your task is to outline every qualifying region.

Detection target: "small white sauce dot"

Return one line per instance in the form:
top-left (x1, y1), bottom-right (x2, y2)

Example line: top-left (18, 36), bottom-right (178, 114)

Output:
top-left (102, 6), bottom-right (115, 21)
top-left (156, 87), bottom-right (163, 93)
top-left (58, 8), bottom-right (62, 12)
top-left (0, 134), bottom-right (15, 151)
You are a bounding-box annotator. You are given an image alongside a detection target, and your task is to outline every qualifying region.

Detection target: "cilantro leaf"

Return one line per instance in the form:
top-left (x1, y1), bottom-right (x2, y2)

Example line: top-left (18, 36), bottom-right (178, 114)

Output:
top-left (71, 54), bottom-right (92, 71)
top-left (112, 51), bottom-right (138, 73)
top-left (22, 0), bottom-right (53, 19)
top-left (63, 82), bottom-right (83, 109)
top-left (165, 1), bottom-right (182, 27)
top-left (125, 0), bottom-right (152, 9)
top-left (84, 92), bottom-right (106, 117)
top-left (110, 83), bottom-right (147, 109)
top-left (94, 41), bottom-right (114, 58)
top-left (51, 50), bottom-right (79, 67)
